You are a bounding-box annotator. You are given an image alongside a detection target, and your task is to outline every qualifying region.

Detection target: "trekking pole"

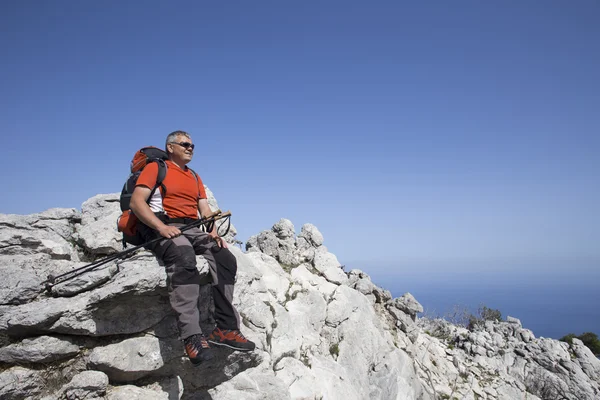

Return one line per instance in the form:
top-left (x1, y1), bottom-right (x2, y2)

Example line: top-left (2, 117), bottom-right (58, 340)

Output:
top-left (44, 210), bottom-right (232, 292)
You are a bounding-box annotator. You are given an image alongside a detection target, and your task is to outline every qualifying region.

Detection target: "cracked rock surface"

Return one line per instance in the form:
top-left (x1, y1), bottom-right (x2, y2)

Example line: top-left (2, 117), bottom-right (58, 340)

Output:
top-left (1, 194), bottom-right (598, 399)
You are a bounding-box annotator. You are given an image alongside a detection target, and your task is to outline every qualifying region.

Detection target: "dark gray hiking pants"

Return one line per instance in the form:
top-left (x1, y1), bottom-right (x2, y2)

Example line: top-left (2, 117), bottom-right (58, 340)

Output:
top-left (139, 222), bottom-right (240, 340)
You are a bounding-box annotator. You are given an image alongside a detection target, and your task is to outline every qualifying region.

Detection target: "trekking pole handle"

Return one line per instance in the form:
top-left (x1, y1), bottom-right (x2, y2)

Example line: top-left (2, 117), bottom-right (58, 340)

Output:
top-left (44, 210), bottom-right (232, 290)
top-left (179, 210), bottom-right (231, 233)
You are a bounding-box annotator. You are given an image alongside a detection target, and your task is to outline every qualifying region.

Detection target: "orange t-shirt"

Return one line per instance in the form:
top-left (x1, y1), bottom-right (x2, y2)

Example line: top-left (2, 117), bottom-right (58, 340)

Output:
top-left (136, 160), bottom-right (207, 219)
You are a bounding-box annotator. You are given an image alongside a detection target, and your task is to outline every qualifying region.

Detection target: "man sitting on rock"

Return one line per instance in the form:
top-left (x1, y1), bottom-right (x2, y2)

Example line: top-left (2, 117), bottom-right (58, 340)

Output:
top-left (130, 130), bottom-right (255, 364)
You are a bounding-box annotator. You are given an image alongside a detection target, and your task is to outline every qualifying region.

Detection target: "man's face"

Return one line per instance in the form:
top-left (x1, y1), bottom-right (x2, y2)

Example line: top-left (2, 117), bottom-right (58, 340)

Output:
top-left (169, 135), bottom-right (194, 163)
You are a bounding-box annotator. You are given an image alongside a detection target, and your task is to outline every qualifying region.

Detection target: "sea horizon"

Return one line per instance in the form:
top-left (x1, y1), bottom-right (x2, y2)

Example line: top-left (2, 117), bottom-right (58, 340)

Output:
top-left (351, 260), bottom-right (600, 341)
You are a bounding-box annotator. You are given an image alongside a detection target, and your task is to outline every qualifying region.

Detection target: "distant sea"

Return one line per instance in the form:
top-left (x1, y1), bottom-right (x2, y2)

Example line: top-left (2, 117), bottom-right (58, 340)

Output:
top-left (360, 263), bottom-right (600, 340)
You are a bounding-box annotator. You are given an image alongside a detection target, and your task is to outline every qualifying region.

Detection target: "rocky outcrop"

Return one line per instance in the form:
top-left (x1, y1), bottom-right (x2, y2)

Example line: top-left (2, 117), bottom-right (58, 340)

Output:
top-left (414, 316), bottom-right (600, 400)
top-left (0, 193), bottom-right (598, 399)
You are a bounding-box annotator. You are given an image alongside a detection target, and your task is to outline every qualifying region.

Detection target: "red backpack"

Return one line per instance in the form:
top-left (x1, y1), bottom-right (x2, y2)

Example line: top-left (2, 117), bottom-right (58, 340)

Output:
top-left (117, 147), bottom-right (168, 246)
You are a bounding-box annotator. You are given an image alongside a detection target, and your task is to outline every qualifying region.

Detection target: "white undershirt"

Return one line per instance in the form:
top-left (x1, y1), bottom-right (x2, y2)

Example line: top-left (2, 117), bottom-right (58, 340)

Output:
top-left (148, 189), bottom-right (164, 213)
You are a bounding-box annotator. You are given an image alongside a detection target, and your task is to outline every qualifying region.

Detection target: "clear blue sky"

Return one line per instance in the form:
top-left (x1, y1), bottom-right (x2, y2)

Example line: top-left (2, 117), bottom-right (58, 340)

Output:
top-left (2, 1), bottom-right (599, 282)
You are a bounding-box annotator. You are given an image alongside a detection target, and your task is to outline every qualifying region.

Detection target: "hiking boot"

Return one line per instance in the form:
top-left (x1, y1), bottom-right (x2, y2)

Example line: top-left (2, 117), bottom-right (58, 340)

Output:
top-left (208, 327), bottom-right (256, 351)
top-left (184, 334), bottom-right (214, 364)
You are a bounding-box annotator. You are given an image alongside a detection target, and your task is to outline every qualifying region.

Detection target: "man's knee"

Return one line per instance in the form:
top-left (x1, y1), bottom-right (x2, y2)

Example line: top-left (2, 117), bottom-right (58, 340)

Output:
top-left (170, 264), bottom-right (202, 286)
top-left (160, 241), bottom-right (197, 268)
top-left (213, 248), bottom-right (237, 282)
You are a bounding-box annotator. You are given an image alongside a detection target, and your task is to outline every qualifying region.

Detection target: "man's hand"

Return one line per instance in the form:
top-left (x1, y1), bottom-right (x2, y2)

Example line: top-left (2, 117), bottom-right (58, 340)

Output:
top-left (210, 230), bottom-right (228, 248)
top-left (157, 224), bottom-right (181, 239)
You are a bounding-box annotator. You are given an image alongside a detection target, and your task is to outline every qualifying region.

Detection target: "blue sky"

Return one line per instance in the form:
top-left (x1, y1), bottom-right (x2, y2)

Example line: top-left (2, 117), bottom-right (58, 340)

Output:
top-left (2, 1), bottom-right (599, 285)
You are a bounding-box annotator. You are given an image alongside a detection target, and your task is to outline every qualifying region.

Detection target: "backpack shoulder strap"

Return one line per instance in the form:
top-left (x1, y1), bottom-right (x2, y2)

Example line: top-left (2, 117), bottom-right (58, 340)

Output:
top-left (150, 159), bottom-right (168, 199)
top-left (187, 168), bottom-right (204, 224)
top-left (188, 167), bottom-right (200, 200)
top-left (188, 167), bottom-right (199, 181)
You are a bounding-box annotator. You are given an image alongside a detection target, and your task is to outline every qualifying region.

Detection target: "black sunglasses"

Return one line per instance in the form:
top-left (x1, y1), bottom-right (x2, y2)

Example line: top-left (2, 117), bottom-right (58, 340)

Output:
top-left (171, 141), bottom-right (195, 150)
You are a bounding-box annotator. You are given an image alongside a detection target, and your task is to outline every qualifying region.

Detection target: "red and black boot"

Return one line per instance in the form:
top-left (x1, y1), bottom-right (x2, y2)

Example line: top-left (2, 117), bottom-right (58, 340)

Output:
top-left (184, 334), bottom-right (214, 364)
top-left (208, 328), bottom-right (256, 351)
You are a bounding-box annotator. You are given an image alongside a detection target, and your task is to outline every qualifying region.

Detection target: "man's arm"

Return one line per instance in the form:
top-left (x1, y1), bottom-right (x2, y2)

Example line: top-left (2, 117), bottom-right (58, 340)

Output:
top-left (198, 198), bottom-right (227, 248)
top-left (130, 187), bottom-right (181, 239)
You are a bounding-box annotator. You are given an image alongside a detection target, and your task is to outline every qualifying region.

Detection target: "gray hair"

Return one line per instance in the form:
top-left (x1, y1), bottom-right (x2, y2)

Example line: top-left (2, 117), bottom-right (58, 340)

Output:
top-left (165, 130), bottom-right (191, 154)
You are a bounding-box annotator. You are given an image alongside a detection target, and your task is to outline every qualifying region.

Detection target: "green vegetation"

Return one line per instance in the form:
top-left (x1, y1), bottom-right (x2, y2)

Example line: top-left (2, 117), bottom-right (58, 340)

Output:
top-left (467, 304), bottom-right (503, 331)
top-left (279, 262), bottom-right (295, 273)
top-left (478, 305), bottom-right (502, 321)
top-left (329, 343), bottom-right (340, 358)
top-left (440, 303), bottom-right (502, 331)
top-left (560, 332), bottom-right (600, 355)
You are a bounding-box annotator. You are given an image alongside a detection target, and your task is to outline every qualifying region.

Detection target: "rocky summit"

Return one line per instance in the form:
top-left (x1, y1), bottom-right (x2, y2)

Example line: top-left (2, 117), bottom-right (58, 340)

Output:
top-left (1, 192), bottom-right (599, 400)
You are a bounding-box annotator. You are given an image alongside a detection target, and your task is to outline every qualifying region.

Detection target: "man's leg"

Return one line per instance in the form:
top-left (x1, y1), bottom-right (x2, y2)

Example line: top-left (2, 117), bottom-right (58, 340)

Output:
top-left (139, 223), bottom-right (213, 363)
top-left (210, 247), bottom-right (240, 330)
top-left (183, 229), bottom-right (239, 329)
top-left (184, 229), bottom-right (255, 351)
top-left (151, 234), bottom-right (203, 339)
top-left (207, 247), bottom-right (255, 351)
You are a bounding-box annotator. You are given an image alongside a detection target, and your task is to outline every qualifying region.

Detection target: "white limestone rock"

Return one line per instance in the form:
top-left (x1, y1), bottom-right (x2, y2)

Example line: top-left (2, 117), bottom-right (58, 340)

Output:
top-left (105, 376), bottom-right (183, 400)
top-left (325, 285), bottom-right (363, 328)
top-left (389, 292), bottom-right (424, 319)
top-left (209, 366), bottom-right (291, 400)
top-left (108, 384), bottom-right (175, 400)
top-left (272, 218), bottom-right (295, 239)
top-left (269, 302), bottom-right (301, 362)
top-left (0, 258), bottom-right (43, 305)
top-left (295, 235), bottom-right (316, 264)
top-left (572, 338), bottom-right (600, 379)
top-left (298, 223), bottom-right (324, 247)
top-left (0, 210), bottom-right (78, 261)
top-left (246, 220), bottom-right (325, 268)
top-left (87, 336), bottom-right (174, 382)
top-left (284, 289), bottom-right (327, 350)
top-left (274, 357), bottom-right (321, 399)
top-left (75, 193), bottom-right (123, 255)
top-left (0, 367), bottom-right (45, 400)
top-left (0, 335), bottom-right (79, 364)
top-left (0, 256), bottom-right (173, 338)
top-left (312, 251), bottom-right (348, 285)
top-left (290, 264), bottom-right (338, 302)
top-left (506, 315), bottom-right (522, 327)
top-left (251, 230), bottom-right (278, 255)
top-left (61, 370), bottom-right (109, 400)
top-left (4, 194), bottom-right (600, 400)
top-left (51, 262), bottom-right (119, 297)
top-left (245, 252), bottom-right (290, 304)
top-left (246, 228), bottom-right (298, 267)
top-left (228, 247), bottom-right (274, 343)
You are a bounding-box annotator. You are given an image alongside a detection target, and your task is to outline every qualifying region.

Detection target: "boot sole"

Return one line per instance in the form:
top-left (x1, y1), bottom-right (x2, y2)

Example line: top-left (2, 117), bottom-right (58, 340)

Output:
top-left (208, 340), bottom-right (255, 352)
top-left (189, 353), bottom-right (215, 365)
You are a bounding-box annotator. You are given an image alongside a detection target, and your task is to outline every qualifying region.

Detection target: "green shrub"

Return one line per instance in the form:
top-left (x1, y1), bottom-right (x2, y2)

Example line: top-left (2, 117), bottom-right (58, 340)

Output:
top-left (467, 304), bottom-right (502, 331)
top-left (560, 332), bottom-right (600, 355)
top-left (560, 333), bottom-right (576, 345)
top-left (578, 332), bottom-right (600, 355)
top-left (479, 305), bottom-right (502, 322)
top-left (329, 343), bottom-right (340, 358)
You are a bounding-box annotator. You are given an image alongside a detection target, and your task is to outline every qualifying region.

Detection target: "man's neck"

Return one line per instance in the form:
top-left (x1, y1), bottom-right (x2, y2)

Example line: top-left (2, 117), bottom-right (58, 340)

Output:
top-left (169, 158), bottom-right (187, 170)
